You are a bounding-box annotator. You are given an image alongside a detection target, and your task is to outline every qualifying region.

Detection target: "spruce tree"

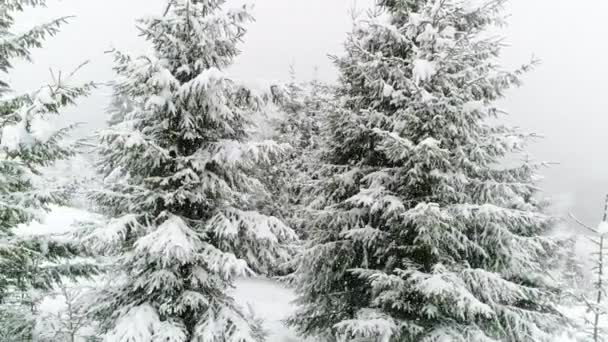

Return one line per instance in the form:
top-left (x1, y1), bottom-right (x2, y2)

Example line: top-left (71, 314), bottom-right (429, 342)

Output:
top-left (290, 0), bottom-right (566, 341)
top-left (0, 1), bottom-right (95, 340)
top-left (88, 1), bottom-right (296, 340)
top-left (275, 66), bottom-right (330, 154)
top-left (266, 68), bottom-right (335, 239)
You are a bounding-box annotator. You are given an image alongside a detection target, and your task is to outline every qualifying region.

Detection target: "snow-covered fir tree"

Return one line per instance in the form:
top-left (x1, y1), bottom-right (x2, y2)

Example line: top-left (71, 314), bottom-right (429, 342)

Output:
top-left (569, 197), bottom-right (608, 342)
top-left (289, 0), bottom-right (567, 341)
top-left (274, 65), bottom-right (332, 153)
top-left (34, 282), bottom-right (98, 342)
top-left (264, 67), bottom-right (335, 238)
top-left (88, 1), bottom-right (297, 340)
top-left (552, 236), bottom-right (587, 305)
top-left (107, 86), bottom-right (135, 128)
top-left (275, 65), bottom-right (309, 150)
top-left (0, 1), bottom-right (95, 340)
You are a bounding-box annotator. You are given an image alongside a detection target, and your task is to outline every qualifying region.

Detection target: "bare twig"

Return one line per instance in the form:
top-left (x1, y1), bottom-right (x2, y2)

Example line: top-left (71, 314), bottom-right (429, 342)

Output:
top-left (163, 2), bottom-right (173, 16)
top-left (569, 212), bottom-right (598, 234)
top-left (67, 60), bottom-right (91, 80)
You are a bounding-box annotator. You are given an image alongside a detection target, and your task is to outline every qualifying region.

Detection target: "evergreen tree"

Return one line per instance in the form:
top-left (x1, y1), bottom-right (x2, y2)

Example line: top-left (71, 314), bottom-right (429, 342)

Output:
top-left (301, 67), bottom-right (333, 152)
top-left (551, 236), bottom-right (587, 304)
top-left (34, 281), bottom-right (98, 342)
top-left (274, 65), bottom-right (330, 153)
top-left (0, 1), bottom-right (95, 340)
top-left (106, 92), bottom-right (134, 128)
top-left (275, 64), bottom-right (308, 150)
top-left (88, 1), bottom-right (297, 340)
top-left (570, 197), bottom-right (608, 342)
top-left (265, 68), bottom-right (335, 239)
top-left (290, 0), bottom-right (566, 341)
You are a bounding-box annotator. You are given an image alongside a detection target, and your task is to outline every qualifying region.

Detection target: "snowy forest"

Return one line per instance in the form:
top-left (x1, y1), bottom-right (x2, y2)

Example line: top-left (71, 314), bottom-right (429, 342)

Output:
top-left (0, 0), bottom-right (604, 341)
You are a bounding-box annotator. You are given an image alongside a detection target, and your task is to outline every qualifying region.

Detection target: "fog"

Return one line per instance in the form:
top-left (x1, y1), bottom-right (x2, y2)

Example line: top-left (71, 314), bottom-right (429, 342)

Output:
top-left (11, 0), bottom-right (608, 225)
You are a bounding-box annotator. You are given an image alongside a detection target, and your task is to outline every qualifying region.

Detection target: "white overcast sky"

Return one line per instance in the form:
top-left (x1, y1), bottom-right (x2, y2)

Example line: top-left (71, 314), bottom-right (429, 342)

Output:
top-left (11, 0), bottom-right (608, 224)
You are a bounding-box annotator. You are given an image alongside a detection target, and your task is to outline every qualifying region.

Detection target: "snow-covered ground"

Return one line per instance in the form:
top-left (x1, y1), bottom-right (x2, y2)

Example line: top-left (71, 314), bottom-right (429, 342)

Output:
top-left (234, 278), bottom-right (308, 342)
